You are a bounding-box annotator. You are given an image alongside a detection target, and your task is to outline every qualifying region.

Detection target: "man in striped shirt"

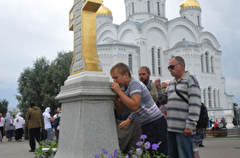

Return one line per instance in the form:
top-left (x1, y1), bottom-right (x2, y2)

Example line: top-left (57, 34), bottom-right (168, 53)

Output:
top-left (155, 56), bottom-right (201, 158)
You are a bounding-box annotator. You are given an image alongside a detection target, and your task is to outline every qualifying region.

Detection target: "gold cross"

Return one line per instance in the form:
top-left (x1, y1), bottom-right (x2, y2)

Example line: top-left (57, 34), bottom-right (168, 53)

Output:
top-left (69, 0), bottom-right (103, 75)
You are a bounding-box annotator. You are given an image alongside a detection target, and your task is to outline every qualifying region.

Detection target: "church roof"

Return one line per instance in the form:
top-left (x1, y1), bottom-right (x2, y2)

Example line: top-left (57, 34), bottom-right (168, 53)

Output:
top-left (180, 0), bottom-right (200, 9)
top-left (173, 38), bottom-right (199, 49)
top-left (96, 4), bottom-right (112, 16)
top-left (98, 39), bottom-right (138, 48)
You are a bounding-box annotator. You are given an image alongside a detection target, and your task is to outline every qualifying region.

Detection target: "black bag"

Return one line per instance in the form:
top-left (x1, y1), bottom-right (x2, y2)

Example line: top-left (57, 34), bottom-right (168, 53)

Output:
top-left (196, 103), bottom-right (209, 129)
top-left (175, 83), bottom-right (208, 129)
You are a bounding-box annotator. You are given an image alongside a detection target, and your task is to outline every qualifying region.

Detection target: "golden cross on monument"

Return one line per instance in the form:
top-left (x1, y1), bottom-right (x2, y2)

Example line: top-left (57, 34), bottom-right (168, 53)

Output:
top-left (69, 0), bottom-right (103, 75)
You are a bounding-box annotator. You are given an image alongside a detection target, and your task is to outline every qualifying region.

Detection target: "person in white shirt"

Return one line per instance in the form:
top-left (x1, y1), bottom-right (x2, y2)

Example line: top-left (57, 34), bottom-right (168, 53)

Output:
top-left (13, 112), bottom-right (25, 142)
top-left (43, 107), bottom-right (56, 141)
top-left (0, 113), bottom-right (5, 142)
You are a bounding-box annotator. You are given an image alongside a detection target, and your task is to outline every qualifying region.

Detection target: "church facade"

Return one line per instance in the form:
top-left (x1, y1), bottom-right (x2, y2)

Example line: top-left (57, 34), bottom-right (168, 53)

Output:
top-left (95, 0), bottom-right (234, 126)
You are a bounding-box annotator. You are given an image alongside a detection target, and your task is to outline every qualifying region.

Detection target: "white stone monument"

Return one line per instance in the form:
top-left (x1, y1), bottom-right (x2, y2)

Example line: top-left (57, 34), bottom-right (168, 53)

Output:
top-left (54, 1), bottom-right (119, 157)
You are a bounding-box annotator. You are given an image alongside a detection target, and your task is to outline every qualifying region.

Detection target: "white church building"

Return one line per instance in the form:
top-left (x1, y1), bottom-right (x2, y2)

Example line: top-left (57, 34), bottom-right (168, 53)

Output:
top-left (95, 0), bottom-right (234, 127)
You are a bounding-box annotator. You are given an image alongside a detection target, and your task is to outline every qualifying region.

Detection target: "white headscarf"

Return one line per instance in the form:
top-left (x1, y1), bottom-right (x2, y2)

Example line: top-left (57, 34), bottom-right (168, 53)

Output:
top-left (16, 112), bottom-right (21, 119)
top-left (6, 112), bottom-right (10, 119)
top-left (43, 107), bottom-right (50, 116)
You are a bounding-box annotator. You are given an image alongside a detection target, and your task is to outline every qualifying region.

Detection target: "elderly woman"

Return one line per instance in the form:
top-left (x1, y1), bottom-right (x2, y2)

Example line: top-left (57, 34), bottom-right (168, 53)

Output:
top-left (4, 113), bottom-right (14, 142)
top-left (0, 113), bottom-right (5, 142)
top-left (13, 112), bottom-right (25, 142)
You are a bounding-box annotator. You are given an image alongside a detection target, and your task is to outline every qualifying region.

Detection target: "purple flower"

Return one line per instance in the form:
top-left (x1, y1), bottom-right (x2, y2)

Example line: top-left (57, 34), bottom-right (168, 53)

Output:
top-left (95, 153), bottom-right (100, 158)
top-left (113, 149), bottom-right (118, 157)
top-left (152, 143), bottom-right (159, 150)
top-left (102, 149), bottom-right (108, 155)
top-left (125, 155), bottom-right (129, 158)
top-left (129, 150), bottom-right (133, 154)
top-left (144, 141), bottom-right (151, 149)
top-left (108, 153), bottom-right (112, 158)
top-left (44, 149), bottom-right (48, 152)
top-left (136, 148), bottom-right (142, 155)
top-left (140, 135), bottom-right (147, 140)
top-left (136, 141), bottom-right (143, 146)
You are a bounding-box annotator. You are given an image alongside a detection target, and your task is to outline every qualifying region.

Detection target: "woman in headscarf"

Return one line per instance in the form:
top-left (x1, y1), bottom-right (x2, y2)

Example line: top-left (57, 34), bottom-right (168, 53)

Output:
top-left (0, 113), bottom-right (5, 142)
top-left (43, 107), bottom-right (56, 141)
top-left (13, 112), bottom-right (25, 142)
top-left (4, 112), bottom-right (14, 141)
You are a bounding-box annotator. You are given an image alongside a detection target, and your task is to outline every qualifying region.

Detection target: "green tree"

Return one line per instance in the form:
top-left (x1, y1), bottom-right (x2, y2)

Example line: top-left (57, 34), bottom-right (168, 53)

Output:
top-left (0, 99), bottom-right (9, 116)
top-left (233, 103), bottom-right (239, 118)
top-left (16, 51), bottom-right (72, 116)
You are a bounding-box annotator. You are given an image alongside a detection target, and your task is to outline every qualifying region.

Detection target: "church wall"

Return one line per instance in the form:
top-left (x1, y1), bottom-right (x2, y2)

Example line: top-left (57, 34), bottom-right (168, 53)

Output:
top-left (118, 22), bottom-right (140, 42)
top-left (169, 25), bottom-right (198, 48)
top-left (97, 45), bottom-right (139, 78)
top-left (200, 32), bottom-right (220, 49)
top-left (97, 24), bottom-right (117, 42)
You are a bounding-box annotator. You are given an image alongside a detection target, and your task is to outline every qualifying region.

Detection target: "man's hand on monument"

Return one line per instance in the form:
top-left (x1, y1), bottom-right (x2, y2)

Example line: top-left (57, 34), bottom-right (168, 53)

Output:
top-left (154, 78), bottom-right (161, 89)
top-left (118, 118), bottom-right (131, 130)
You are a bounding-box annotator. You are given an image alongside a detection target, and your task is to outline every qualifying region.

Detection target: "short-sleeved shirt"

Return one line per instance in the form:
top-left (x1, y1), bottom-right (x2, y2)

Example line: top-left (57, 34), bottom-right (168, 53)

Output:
top-left (43, 113), bottom-right (52, 129)
top-left (124, 78), bottom-right (163, 126)
top-left (13, 117), bottom-right (25, 129)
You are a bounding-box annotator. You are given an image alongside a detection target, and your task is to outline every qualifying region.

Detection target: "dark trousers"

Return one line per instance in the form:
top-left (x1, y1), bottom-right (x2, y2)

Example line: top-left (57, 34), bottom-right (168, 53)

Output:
top-left (54, 127), bottom-right (59, 141)
top-left (15, 128), bottom-right (23, 140)
top-left (0, 127), bottom-right (4, 139)
top-left (29, 127), bottom-right (41, 150)
top-left (141, 116), bottom-right (168, 156)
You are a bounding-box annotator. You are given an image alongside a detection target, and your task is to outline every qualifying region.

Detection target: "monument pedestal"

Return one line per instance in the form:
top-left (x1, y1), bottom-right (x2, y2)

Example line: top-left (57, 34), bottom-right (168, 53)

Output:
top-left (55, 71), bottom-right (119, 158)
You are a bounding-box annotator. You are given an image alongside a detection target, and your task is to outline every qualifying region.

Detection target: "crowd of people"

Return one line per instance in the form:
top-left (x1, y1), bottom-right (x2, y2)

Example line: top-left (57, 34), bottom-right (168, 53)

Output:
top-left (0, 102), bottom-right (61, 153)
top-left (0, 112), bottom-right (25, 142)
top-left (0, 56), bottom-right (204, 157)
top-left (111, 56), bottom-right (202, 158)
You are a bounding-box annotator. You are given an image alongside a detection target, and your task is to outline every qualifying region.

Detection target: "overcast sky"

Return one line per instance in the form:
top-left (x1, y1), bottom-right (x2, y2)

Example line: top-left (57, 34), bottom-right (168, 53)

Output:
top-left (0, 0), bottom-right (239, 107)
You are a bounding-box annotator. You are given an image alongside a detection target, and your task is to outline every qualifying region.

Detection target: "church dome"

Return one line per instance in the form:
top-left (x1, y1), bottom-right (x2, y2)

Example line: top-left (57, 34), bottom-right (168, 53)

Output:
top-left (96, 4), bottom-right (112, 16)
top-left (180, 0), bottom-right (200, 9)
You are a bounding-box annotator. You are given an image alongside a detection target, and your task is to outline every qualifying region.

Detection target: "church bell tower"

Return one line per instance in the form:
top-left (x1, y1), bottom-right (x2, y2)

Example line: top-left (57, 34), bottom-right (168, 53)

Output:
top-left (125, 0), bottom-right (167, 23)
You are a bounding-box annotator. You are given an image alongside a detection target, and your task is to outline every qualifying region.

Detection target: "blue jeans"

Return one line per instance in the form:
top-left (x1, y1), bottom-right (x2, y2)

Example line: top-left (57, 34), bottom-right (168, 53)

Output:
top-left (167, 131), bottom-right (193, 158)
top-left (45, 128), bottom-right (54, 141)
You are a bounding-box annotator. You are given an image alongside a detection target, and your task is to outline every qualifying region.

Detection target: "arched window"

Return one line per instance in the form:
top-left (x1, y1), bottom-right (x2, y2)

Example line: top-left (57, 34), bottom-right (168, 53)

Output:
top-left (213, 89), bottom-right (216, 107)
top-left (218, 90), bottom-right (220, 108)
top-left (208, 87), bottom-right (211, 107)
top-left (151, 47), bottom-right (155, 75)
top-left (203, 89), bottom-right (206, 105)
top-left (132, 2), bottom-right (134, 14)
top-left (147, 1), bottom-right (150, 13)
top-left (201, 54), bottom-right (204, 72)
top-left (205, 52), bottom-right (209, 73)
top-left (157, 48), bottom-right (161, 75)
top-left (211, 56), bottom-right (214, 73)
top-left (128, 54), bottom-right (133, 72)
top-left (197, 15), bottom-right (200, 26)
top-left (157, 2), bottom-right (160, 16)
top-left (129, 4), bottom-right (131, 15)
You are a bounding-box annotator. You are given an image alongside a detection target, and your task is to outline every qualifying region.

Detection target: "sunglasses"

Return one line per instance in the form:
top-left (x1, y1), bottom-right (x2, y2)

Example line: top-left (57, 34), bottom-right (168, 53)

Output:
top-left (139, 73), bottom-right (146, 76)
top-left (167, 63), bottom-right (180, 70)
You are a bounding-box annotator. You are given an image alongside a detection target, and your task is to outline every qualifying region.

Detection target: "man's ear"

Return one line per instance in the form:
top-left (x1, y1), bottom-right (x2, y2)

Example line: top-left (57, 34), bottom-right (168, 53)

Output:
top-left (124, 72), bottom-right (129, 77)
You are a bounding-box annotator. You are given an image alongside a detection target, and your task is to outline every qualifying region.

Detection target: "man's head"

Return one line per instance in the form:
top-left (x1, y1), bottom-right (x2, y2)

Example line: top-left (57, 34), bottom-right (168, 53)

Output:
top-left (110, 62), bottom-right (131, 87)
top-left (168, 56), bottom-right (185, 80)
top-left (30, 101), bottom-right (36, 107)
top-left (57, 107), bottom-right (61, 113)
top-left (138, 66), bottom-right (151, 86)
